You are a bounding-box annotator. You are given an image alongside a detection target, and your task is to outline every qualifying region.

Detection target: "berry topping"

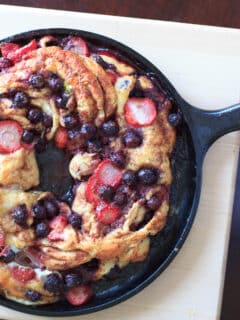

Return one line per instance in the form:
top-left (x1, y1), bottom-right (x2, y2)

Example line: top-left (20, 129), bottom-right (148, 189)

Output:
top-left (65, 273), bottom-right (82, 288)
top-left (44, 199), bottom-right (59, 219)
top-left (44, 273), bottom-right (63, 293)
top-left (0, 246), bottom-right (15, 263)
top-left (55, 92), bottom-right (69, 109)
top-left (99, 185), bottom-right (115, 202)
top-left (80, 123), bottom-right (97, 139)
top-left (29, 73), bottom-right (45, 89)
top-left (101, 120), bottom-right (119, 137)
top-left (110, 150), bottom-right (126, 168)
top-left (124, 98), bottom-right (157, 127)
top-left (86, 176), bottom-right (101, 205)
top-left (65, 285), bottom-right (92, 306)
top-left (47, 73), bottom-right (64, 93)
top-left (68, 214), bottom-right (82, 230)
top-left (87, 140), bottom-right (102, 153)
top-left (63, 112), bottom-right (79, 129)
top-left (96, 160), bottom-right (122, 188)
top-left (11, 204), bottom-right (28, 228)
top-left (35, 222), bottom-right (50, 238)
top-left (0, 57), bottom-right (13, 69)
top-left (146, 194), bottom-right (161, 210)
top-left (168, 112), bottom-right (182, 127)
top-left (113, 192), bottom-right (127, 207)
top-left (63, 37), bottom-right (89, 56)
top-left (21, 130), bottom-right (34, 144)
top-left (122, 129), bottom-right (142, 148)
top-left (0, 225), bottom-right (5, 246)
top-left (96, 203), bottom-right (120, 225)
top-left (12, 91), bottom-right (29, 109)
top-left (123, 170), bottom-right (138, 188)
top-left (27, 108), bottom-right (42, 124)
top-left (32, 202), bottom-right (46, 220)
top-left (0, 120), bottom-right (23, 154)
top-left (42, 113), bottom-right (53, 128)
top-left (0, 42), bottom-right (20, 58)
top-left (137, 168), bottom-right (158, 186)
top-left (25, 289), bottom-right (42, 302)
top-left (55, 127), bottom-right (68, 149)
top-left (11, 266), bottom-right (35, 283)
top-left (5, 39), bottom-right (37, 62)
top-left (48, 215), bottom-right (68, 241)
top-left (106, 70), bottom-right (118, 84)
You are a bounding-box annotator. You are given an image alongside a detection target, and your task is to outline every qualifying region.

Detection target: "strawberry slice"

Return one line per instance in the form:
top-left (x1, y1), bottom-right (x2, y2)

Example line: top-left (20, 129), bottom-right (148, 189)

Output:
top-left (124, 98), bottom-right (157, 127)
top-left (0, 120), bottom-right (23, 154)
top-left (55, 127), bottom-right (68, 149)
top-left (0, 42), bottom-right (20, 58)
top-left (96, 203), bottom-right (120, 225)
top-left (95, 160), bottom-right (122, 188)
top-left (0, 225), bottom-right (5, 246)
top-left (48, 215), bottom-right (68, 241)
top-left (85, 175), bottom-right (101, 205)
top-left (11, 266), bottom-right (35, 283)
top-left (65, 285), bottom-right (92, 306)
top-left (63, 37), bottom-right (89, 56)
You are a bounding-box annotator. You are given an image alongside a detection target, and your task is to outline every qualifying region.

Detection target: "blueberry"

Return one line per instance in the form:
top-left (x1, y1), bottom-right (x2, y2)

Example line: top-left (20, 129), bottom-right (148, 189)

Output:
top-left (65, 273), bottom-right (82, 288)
top-left (25, 289), bottom-right (42, 302)
top-left (63, 113), bottom-right (79, 129)
top-left (68, 214), bottom-right (82, 230)
top-left (80, 123), bottom-right (97, 140)
top-left (101, 121), bottom-right (119, 137)
top-left (61, 187), bottom-right (74, 205)
top-left (21, 130), bottom-right (34, 144)
top-left (168, 112), bottom-right (181, 127)
top-left (122, 130), bottom-right (142, 148)
top-left (44, 273), bottom-right (63, 293)
top-left (12, 92), bottom-right (29, 109)
top-left (0, 247), bottom-right (15, 263)
top-left (42, 113), bottom-right (53, 128)
top-left (123, 170), bottom-right (138, 188)
top-left (138, 168), bottom-right (158, 186)
top-left (87, 140), bottom-right (102, 153)
top-left (27, 108), bottom-right (42, 124)
top-left (99, 185), bottom-right (115, 201)
top-left (29, 73), bottom-right (45, 89)
top-left (113, 192), bottom-right (127, 207)
top-left (110, 150), bottom-right (126, 168)
top-left (35, 222), bottom-right (50, 238)
top-left (146, 195), bottom-right (161, 210)
top-left (11, 204), bottom-right (28, 227)
top-left (32, 202), bottom-right (46, 220)
top-left (44, 199), bottom-right (59, 219)
top-left (55, 92), bottom-right (69, 109)
top-left (0, 57), bottom-right (13, 69)
top-left (47, 74), bottom-right (64, 92)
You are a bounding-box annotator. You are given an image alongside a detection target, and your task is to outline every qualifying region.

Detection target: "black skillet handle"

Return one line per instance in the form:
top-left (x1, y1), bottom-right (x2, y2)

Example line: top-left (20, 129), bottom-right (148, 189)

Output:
top-left (182, 102), bottom-right (240, 159)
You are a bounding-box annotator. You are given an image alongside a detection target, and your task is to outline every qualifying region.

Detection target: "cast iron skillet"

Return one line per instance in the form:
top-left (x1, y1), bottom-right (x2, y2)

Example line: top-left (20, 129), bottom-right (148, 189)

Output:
top-left (0, 28), bottom-right (240, 317)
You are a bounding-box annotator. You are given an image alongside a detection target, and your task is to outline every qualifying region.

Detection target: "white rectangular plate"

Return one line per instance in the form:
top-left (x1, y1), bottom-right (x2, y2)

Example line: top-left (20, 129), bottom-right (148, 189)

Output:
top-left (0, 5), bottom-right (240, 320)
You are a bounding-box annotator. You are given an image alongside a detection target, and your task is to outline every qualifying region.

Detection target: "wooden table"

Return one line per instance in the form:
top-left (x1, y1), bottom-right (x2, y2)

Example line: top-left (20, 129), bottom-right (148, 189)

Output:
top-left (0, 1), bottom-right (239, 319)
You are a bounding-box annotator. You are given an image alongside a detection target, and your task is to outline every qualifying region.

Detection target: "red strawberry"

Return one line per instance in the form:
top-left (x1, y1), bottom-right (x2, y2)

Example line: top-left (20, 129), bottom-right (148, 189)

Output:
top-left (11, 266), bottom-right (35, 283)
top-left (48, 215), bottom-right (68, 241)
top-left (8, 39), bottom-right (37, 62)
top-left (124, 98), bottom-right (157, 127)
top-left (0, 120), bottom-right (23, 154)
top-left (63, 37), bottom-right (89, 56)
top-left (65, 285), bottom-right (92, 306)
top-left (107, 70), bottom-right (118, 85)
top-left (85, 175), bottom-right (101, 205)
top-left (95, 160), bottom-right (122, 187)
top-left (99, 50), bottom-right (118, 60)
top-left (0, 42), bottom-right (20, 58)
top-left (96, 203), bottom-right (120, 225)
top-left (55, 127), bottom-right (68, 149)
top-left (0, 225), bottom-right (5, 246)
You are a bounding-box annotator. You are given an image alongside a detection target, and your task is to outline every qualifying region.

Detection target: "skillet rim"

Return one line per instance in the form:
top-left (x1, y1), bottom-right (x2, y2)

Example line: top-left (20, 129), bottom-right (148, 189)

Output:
top-left (0, 28), bottom-right (202, 317)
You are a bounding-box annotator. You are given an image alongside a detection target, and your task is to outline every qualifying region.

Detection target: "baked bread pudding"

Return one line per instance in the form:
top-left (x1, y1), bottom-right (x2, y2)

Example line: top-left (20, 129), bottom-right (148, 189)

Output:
top-left (0, 34), bottom-right (177, 306)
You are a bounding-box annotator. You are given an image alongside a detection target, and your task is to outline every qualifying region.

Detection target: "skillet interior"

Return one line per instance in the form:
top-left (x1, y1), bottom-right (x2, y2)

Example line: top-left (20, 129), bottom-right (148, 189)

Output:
top-left (0, 29), bottom-right (198, 316)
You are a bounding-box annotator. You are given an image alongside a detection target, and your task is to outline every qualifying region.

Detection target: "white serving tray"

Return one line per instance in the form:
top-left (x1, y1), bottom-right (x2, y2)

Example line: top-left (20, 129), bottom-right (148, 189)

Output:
top-left (0, 5), bottom-right (240, 320)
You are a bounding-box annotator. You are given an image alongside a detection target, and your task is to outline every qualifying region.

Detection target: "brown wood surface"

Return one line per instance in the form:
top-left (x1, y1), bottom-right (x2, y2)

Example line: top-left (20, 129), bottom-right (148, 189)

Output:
top-left (0, 1), bottom-right (239, 319)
